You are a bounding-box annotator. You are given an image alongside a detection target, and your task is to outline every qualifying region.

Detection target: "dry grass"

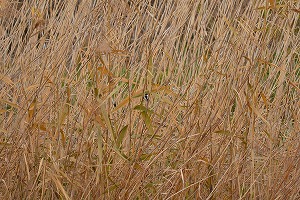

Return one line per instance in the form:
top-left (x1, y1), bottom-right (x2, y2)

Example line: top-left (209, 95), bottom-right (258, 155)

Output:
top-left (0, 0), bottom-right (300, 199)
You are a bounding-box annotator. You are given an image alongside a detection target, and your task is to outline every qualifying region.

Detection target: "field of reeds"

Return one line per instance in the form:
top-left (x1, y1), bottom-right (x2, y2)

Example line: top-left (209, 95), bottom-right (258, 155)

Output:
top-left (0, 0), bottom-right (299, 199)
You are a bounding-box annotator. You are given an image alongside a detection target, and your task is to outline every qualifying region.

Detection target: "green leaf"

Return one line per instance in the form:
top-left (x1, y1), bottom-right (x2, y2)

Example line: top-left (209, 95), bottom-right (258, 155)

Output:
top-left (112, 146), bottom-right (129, 161)
top-left (134, 104), bottom-right (153, 114)
top-left (139, 153), bottom-right (152, 161)
top-left (141, 111), bottom-right (154, 135)
top-left (214, 130), bottom-right (233, 136)
top-left (117, 125), bottom-right (128, 148)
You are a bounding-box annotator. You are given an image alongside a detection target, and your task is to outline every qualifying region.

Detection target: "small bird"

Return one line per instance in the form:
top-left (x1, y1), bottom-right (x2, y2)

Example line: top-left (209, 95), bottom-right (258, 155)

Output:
top-left (144, 93), bottom-right (149, 101)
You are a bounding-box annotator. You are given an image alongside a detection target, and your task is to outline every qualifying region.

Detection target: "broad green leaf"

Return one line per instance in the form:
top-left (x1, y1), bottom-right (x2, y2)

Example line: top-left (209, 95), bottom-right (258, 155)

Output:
top-left (117, 125), bottom-right (128, 148)
top-left (141, 111), bottom-right (154, 135)
top-left (134, 104), bottom-right (153, 114)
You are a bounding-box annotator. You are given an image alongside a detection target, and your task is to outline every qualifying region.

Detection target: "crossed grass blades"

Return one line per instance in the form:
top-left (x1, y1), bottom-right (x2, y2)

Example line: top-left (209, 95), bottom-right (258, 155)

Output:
top-left (0, 0), bottom-right (300, 199)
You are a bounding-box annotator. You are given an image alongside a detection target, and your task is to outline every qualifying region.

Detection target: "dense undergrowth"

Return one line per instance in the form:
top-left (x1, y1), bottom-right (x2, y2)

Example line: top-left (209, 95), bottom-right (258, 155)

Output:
top-left (0, 0), bottom-right (300, 199)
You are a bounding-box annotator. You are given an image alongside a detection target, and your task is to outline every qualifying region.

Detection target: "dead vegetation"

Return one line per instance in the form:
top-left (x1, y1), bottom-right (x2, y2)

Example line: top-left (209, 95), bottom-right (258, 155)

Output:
top-left (0, 0), bottom-right (300, 199)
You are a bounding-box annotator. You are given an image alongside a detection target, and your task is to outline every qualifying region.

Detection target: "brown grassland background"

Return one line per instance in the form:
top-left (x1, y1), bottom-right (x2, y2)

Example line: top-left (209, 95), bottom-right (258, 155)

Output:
top-left (0, 0), bottom-right (300, 199)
